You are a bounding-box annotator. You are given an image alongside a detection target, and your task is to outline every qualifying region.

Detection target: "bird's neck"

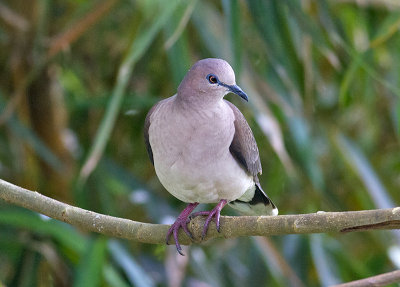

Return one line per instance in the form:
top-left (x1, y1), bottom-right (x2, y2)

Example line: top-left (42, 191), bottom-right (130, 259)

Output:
top-left (176, 97), bottom-right (223, 112)
top-left (176, 90), bottom-right (224, 111)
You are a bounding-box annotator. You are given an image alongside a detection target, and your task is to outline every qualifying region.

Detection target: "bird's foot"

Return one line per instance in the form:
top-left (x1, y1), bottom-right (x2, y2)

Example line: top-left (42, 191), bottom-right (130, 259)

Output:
top-left (166, 202), bottom-right (199, 256)
top-left (190, 199), bottom-right (227, 240)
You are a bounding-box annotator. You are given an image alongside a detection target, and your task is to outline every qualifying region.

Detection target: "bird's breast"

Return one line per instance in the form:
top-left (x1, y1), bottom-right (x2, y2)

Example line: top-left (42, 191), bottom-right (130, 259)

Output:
top-left (148, 99), bottom-right (252, 203)
top-left (150, 101), bottom-right (235, 167)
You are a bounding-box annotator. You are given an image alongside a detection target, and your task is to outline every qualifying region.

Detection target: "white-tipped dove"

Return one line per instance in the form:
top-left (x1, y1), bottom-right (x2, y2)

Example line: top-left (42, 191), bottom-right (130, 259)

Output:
top-left (144, 58), bottom-right (278, 255)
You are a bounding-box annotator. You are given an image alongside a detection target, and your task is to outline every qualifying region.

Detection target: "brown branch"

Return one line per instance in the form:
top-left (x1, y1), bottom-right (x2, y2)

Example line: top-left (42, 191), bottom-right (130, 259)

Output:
top-left (0, 2), bottom-right (30, 31)
top-left (335, 0), bottom-right (400, 9)
top-left (0, 179), bottom-right (400, 245)
top-left (48, 0), bottom-right (118, 57)
top-left (0, 0), bottom-right (118, 127)
top-left (331, 269), bottom-right (400, 287)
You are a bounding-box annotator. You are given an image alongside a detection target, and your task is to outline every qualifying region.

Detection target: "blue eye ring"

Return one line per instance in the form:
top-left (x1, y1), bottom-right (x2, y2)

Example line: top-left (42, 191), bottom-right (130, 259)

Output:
top-left (206, 74), bottom-right (219, 84)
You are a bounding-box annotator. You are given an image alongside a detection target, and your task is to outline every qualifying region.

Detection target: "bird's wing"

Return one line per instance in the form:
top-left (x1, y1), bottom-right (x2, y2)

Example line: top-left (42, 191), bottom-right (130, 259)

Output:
top-left (144, 102), bottom-right (162, 166)
top-left (225, 100), bottom-right (262, 178)
top-left (144, 96), bottom-right (176, 166)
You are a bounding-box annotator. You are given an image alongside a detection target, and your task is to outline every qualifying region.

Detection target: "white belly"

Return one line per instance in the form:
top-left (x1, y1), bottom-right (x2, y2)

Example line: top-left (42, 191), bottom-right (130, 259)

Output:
top-left (155, 152), bottom-right (253, 203)
top-left (149, 98), bottom-right (254, 203)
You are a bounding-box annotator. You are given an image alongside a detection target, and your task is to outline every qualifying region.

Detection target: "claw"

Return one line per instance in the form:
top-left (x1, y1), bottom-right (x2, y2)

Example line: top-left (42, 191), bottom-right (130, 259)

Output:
top-left (166, 202), bottom-right (199, 256)
top-left (190, 199), bottom-right (227, 240)
top-left (166, 200), bottom-right (228, 254)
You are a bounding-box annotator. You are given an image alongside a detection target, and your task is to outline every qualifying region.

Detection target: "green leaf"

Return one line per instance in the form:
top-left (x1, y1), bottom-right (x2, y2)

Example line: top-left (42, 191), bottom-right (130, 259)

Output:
top-left (370, 13), bottom-right (400, 48)
top-left (163, 0), bottom-right (195, 86)
top-left (74, 236), bottom-right (108, 287)
top-left (222, 0), bottom-right (242, 73)
top-left (310, 234), bottom-right (340, 286)
top-left (108, 240), bottom-right (155, 287)
top-left (103, 264), bottom-right (130, 287)
top-left (335, 133), bottom-right (394, 209)
top-left (0, 209), bottom-right (86, 253)
top-left (339, 52), bottom-right (363, 106)
top-left (79, 0), bottom-right (185, 184)
top-left (397, 101), bottom-right (400, 136)
top-left (7, 118), bottom-right (64, 172)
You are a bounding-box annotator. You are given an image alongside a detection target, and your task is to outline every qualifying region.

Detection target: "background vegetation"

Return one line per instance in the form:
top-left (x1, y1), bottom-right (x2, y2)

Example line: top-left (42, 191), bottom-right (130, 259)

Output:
top-left (0, 0), bottom-right (399, 286)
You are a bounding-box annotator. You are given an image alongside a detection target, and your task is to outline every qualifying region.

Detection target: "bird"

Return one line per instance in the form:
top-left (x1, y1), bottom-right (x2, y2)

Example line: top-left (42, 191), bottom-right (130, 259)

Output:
top-left (144, 58), bottom-right (278, 255)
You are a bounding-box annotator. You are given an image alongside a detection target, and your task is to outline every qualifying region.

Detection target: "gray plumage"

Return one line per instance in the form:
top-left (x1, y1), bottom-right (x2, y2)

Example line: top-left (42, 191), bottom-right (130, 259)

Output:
top-left (144, 58), bottom-right (277, 216)
top-left (226, 100), bottom-right (261, 178)
top-left (144, 58), bottom-right (277, 255)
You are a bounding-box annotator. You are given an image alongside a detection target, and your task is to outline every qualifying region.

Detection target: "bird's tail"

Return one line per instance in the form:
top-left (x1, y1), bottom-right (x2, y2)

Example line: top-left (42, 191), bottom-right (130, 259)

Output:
top-left (229, 183), bottom-right (278, 216)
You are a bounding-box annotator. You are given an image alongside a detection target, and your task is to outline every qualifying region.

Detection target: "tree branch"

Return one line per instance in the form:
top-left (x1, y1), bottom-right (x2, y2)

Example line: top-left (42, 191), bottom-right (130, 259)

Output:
top-left (0, 179), bottom-right (399, 245)
top-left (332, 269), bottom-right (400, 287)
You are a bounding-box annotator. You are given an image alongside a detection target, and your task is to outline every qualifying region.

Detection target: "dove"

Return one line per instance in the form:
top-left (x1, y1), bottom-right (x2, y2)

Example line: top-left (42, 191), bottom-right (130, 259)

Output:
top-left (144, 58), bottom-right (278, 255)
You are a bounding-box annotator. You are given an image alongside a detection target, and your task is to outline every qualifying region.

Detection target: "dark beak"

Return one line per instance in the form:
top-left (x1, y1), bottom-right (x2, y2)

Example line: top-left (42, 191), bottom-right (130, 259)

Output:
top-left (228, 84), bottom-right (248, 102)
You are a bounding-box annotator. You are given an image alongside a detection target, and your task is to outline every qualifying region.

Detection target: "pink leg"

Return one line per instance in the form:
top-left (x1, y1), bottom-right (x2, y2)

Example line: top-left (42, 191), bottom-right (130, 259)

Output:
top-left (166, 202), bottom-right (199, 256)
top-left (190, 199), bottom-right (227, 239)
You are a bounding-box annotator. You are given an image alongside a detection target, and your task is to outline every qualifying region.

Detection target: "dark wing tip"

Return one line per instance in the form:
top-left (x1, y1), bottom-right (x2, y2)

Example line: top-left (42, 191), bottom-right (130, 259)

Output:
top-left (250, 184), bottom-right (277, 209)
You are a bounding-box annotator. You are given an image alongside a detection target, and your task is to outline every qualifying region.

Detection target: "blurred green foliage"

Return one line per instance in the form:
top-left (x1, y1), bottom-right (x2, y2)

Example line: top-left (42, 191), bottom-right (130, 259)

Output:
top-left (0, 0), bottom-right (399, 286)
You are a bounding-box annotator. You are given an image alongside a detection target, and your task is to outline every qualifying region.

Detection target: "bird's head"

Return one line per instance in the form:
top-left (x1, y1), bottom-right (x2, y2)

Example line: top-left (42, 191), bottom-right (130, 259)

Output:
top-left (177, 58), bottom-right (248, 104)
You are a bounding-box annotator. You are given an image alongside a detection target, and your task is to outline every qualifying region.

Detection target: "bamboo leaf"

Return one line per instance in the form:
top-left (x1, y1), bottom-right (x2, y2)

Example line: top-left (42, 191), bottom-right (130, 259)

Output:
top-left (310, 234), bottom-right (340, 287)
top-left (108, 240), bottom-right (155, 287)
top-left (74, 236), bottom-right (108, 287)
top-left (79, 0), bottom-right (184, 184)
top-left (0, 209), bottom-right (86, 253)
top-left (335, 133), bottom-right (394, 209)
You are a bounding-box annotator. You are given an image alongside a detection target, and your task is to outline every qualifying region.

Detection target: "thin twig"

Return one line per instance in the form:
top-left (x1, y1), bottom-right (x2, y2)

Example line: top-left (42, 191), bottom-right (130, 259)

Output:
top-left (48, 0), bottom-right (118, 57)
top-left (0, 2), bottom-right (30, 31)
top-left (334, 0), bottom-right (400, 9)
top-left (331, 269), bottom-right (400, 287)
top-left (255, 237), bottom-right (305, 287)
top-left (164, 0), bottom-right (197, 50)
top-left (0, 0), bottom-right (117, 127)
top-left (0, 179), bottom-right (400, 245)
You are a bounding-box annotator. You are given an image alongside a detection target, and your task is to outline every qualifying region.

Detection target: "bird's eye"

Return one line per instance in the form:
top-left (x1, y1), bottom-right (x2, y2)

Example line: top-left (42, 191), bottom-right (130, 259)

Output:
top-left (207, 74), bottom-right (218, 84)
